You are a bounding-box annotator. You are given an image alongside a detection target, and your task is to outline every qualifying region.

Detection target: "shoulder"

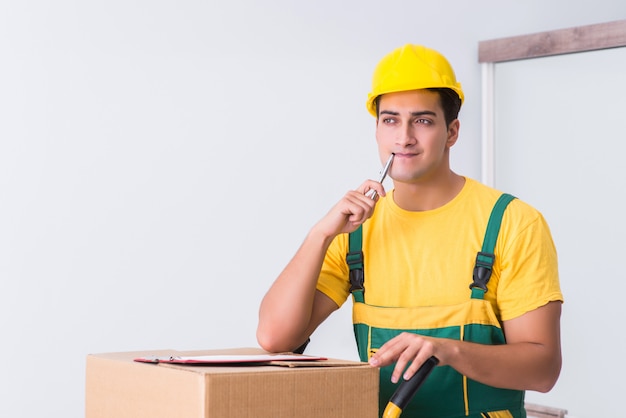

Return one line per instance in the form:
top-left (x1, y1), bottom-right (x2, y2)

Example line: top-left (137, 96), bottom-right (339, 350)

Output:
top-left (465, 178), bottom-right (544, 224)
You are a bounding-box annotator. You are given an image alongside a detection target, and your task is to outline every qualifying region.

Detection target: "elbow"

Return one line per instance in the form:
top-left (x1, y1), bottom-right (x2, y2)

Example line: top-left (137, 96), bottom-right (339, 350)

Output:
top-left (256, 325), bottom-right (294, 353)
top-left (535, 377), bottom-right (558, 393)
top-left (533, 358), bottom-right (562, 393)
top-left (535, 372), bottom-right (561, 393)
top-left (256, 312), bottom-right (285, 353)
top-left (256, 329), bottom-right (280, 353)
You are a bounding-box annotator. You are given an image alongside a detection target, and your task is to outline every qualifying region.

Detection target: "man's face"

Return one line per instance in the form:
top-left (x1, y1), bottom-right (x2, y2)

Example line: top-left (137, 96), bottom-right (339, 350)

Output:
top-left (375, 89), bottom-right (459, 185)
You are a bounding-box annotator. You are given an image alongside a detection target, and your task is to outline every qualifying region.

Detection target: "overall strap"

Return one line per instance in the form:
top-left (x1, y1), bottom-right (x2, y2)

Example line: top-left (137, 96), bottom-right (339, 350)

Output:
top-left (470, 193), bottom-right (517, 299)
top-left (347, 225), bottom-right (365, 303)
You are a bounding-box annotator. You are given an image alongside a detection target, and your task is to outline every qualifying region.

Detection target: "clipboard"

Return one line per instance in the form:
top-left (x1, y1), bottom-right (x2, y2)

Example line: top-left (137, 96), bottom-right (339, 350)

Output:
top-left (133, 353), bottom-right (327, 365)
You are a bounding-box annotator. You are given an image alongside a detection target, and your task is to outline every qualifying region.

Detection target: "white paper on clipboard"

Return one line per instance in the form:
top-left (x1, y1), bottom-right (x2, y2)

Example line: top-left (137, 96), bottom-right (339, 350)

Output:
top-left (133, 353), bottom-right (327, 364)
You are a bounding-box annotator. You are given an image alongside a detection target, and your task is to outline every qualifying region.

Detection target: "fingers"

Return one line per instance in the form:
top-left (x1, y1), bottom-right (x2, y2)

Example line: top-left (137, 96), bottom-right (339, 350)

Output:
top-left (315, 179), bottom-right (387, 239)
top-left (369, 333), bottom-right (437, 383)
top-left (342, 190), bottom-right (376, 223)
top-left (357, 179), bottom-right (387, 200)
top-left (342, 179), bottom-right (387, 223)
top-left (399, 341), bottom-right (435, 382)
top-left (330, 181), bottom-right (385, 228)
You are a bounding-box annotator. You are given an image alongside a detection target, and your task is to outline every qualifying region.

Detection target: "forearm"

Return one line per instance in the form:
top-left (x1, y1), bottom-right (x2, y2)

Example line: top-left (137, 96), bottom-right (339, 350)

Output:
top-left (258, 184), bottom-right (382, 352)
top-left (442, 338), bottom-right (561, 392)
top-left (257, 226), bottom-right (335, 352)
top-left (372, 302), bottom-right (562, 392)
top-left (437, 301), bottom-right (562, 392)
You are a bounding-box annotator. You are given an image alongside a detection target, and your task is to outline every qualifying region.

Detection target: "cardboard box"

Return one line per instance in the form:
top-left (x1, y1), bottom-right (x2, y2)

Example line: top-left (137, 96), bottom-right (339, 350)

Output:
top-left (85, 347), bottom-right (379, 418)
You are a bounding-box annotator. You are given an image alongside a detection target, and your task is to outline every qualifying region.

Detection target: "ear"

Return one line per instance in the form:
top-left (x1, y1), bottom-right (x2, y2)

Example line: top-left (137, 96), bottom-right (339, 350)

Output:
top-left (446, 119), bottom-right (460, 147)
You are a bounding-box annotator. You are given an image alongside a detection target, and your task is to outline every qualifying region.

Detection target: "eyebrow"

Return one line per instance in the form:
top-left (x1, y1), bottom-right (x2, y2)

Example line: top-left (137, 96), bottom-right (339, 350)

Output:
top-left (379, 110), bottom-right (438, 117)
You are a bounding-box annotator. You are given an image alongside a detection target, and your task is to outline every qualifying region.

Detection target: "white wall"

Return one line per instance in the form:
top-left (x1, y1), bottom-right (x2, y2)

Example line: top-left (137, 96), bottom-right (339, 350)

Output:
top-left (493, 47), bottom-right (626, 418)
top-left (0, 1), bottom-right (623, 417)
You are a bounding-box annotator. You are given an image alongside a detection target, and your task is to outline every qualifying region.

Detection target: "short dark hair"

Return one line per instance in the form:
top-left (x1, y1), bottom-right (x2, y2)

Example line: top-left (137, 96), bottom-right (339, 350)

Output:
top-left (375, 88), bottom-right (462, 127)
top-left (428, 88), bottom-right (462, 126)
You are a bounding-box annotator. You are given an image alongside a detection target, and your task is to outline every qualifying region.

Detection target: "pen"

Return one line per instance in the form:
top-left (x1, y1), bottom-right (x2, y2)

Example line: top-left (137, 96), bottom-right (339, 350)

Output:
top-left (367, 153), bottom-right (395, 200)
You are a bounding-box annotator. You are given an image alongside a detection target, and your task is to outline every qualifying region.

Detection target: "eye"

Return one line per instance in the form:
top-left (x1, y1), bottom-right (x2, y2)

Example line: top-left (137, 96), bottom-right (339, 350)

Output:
top-left (415, 118), bottom-right (432, 125)
top-left (381, 117), bottom-right (397, 124)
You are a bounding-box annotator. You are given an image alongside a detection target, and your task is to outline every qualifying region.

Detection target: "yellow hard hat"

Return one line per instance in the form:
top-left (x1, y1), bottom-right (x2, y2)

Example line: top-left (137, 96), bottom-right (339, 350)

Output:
top-left (366, 44), bottom-right (464, 117)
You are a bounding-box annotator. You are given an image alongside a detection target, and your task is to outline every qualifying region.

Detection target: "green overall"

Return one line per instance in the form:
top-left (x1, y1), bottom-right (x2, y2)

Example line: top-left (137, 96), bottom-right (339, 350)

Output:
top-left (346, 194), bottom-right (526, 418)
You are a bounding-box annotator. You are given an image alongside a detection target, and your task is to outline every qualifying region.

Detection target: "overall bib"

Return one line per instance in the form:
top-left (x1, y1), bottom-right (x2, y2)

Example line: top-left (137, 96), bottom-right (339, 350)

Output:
top-left (346, 194), bottom-right (526, 418)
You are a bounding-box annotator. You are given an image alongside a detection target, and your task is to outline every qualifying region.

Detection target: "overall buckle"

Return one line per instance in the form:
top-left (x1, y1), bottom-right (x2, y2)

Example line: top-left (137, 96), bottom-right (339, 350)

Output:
top-left (346, 250), bottom-right (364, 292)
top-left (470, 252), bottom-right (495, 292)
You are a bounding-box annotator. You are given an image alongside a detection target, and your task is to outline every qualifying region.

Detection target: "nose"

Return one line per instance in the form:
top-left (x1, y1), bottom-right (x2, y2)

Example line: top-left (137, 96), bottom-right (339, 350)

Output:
top-left (396, 124), bottom-right (416, 147)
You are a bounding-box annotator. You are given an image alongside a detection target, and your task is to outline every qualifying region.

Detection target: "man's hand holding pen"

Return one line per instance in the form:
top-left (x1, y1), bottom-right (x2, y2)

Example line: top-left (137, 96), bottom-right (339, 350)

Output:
top-left (312, 153), bottom-right (394, 238)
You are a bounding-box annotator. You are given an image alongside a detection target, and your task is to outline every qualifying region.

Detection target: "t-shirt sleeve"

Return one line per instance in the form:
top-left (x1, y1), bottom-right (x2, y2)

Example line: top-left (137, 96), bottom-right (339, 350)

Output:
top-left (496, 203), bottom-right (564, 322)
top-left (316, 233), bottom-right (352, 308)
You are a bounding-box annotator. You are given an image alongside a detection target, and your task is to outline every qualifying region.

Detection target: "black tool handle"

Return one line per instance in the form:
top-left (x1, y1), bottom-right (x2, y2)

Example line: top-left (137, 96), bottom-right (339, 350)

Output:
top-left (293, 338), bottom-right (310, 354)
top-left (388, 356), bottom-right (439, 409)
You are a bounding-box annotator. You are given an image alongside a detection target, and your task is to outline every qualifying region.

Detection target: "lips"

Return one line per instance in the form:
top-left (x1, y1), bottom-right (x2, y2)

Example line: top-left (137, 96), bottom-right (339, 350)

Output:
top-left (392, 152), bottom-right (420, 158)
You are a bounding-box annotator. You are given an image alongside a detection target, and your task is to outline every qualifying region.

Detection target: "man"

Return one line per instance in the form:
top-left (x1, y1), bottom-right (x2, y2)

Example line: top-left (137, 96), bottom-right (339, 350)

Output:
top-left (257, 44), bottom-right (562, 417)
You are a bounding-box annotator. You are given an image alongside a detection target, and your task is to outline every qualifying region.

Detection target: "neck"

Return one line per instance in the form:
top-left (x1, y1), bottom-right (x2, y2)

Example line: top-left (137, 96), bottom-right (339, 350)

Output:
top-left (392, 171), bottom-right (465, 211)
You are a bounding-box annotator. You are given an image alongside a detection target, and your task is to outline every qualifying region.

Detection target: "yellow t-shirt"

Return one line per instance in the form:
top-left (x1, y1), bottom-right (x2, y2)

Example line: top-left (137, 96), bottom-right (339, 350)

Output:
top-left (317, 178), bottom-right (563, 322)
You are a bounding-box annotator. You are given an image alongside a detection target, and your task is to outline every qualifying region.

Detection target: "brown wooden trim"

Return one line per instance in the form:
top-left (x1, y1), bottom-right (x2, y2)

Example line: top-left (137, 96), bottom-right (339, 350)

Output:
top-left (525, 402), bottom-right (567, 418)
top-left (479, 19), bottom-right (626, 63)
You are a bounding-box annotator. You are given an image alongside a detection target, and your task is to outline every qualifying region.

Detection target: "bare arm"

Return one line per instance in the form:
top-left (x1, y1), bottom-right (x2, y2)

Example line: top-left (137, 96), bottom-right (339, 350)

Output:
top-left (257, 181), bottom-right (387, 353)
top-left (256, 228), bottom-right (339, 352)
top-left (369, 301), bottom-right (562, 392)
